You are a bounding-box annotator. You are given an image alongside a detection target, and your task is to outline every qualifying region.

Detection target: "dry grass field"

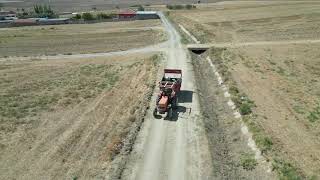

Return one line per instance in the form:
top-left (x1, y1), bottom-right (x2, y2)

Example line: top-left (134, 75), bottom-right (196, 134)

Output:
top-left (169, 1), bottom-right (320, 178)
top-left (0, 53), bottom-right (159, 179)
top-left (0, 19), bottom-right (166, 57)
top-left (170, 1), bottom-right (320, 43)
top-left (3, 0), bottom-right (221, 12)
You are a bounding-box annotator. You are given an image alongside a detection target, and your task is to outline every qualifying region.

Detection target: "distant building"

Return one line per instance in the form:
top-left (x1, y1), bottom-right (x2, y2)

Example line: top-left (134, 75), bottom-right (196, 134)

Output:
top-left (118, 9), bottom-right (136, 19)
top-left (0, 11), bottom-right (17, 20)
top-left (136, 11), bottom-right (159, 20)
top-left (38, 18), bottom-right (71, 25)
top-left (13, 19), bottom-right (37, 26)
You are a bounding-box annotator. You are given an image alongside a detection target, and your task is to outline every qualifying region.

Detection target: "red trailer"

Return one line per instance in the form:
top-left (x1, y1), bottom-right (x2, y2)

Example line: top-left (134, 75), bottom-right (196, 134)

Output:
top-left (153, 69), bottom-right (182, 119)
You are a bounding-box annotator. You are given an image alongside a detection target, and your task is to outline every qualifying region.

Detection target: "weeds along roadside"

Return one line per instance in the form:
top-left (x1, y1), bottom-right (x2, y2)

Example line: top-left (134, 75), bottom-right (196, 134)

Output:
top-left (107, 54), bottom-right (163, 179)
top-left (209, 47), bottom-right (306, 180)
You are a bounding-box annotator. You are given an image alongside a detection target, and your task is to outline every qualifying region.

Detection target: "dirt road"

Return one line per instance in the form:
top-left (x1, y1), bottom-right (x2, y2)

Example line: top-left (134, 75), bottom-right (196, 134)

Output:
top-left (0, 42), bottom-right (168, 62)
top-left (206, 39), bottom-right (320, 48)
top-left (121, 12), bottom-right (214, 180)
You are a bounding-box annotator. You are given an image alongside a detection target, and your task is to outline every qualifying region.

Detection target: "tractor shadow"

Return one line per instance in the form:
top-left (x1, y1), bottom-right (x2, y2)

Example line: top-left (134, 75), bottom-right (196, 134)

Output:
top-left (178, 90), bottom-right (193, 103)
top-left (164, 106), bottom-right (187, 121)
top-left (164, 90), bottom-right (193, 121)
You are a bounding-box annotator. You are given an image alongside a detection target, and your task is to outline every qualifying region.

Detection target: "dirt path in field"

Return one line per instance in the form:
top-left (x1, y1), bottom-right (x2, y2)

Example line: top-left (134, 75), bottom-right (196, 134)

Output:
top-left (0, 42), bottom-right (168, 62)
top-left (120, 12), bottom-right (214, 180)
top-left (207, 39), bottom-right (320, 47)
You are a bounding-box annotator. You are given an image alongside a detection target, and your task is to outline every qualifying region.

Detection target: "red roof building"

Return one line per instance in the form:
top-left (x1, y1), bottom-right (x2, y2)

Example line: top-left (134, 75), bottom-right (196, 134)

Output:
top-left (118, 9), bottom-right (136, 19)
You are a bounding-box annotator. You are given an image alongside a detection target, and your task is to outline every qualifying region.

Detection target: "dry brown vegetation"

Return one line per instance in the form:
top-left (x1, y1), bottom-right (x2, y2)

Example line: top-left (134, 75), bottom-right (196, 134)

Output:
top-left (170, 1), bottom-right (320, 43)
top-left (4, 0), bottom-right (221, 12)
top-left (0, 19), bottom-right (166, 57)
top-left (169, 1), bottom-right (320, 178)
top-left (0, 53), bottom-right (159, 179)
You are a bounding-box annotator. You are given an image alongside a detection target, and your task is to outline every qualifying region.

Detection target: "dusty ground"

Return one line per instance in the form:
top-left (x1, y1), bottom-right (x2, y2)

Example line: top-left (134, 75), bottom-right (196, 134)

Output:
top-left (169, 1), bottom-right (320, 43)
top-left (0, 53), bottom-right (159, 179)
top-left (0, 19), bottom-right (166, 57)
top-left (214, 44), bottom-right (320, 177)
top-left (168, 1), bottom-right (320, 178)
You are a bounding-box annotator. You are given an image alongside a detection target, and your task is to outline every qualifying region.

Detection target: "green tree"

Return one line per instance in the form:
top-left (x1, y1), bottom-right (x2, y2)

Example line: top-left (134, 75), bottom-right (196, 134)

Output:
top-left (82, 12), bottom-right (95, 21)
top-left (97, 13), bottom-right (111, 19)
top-left (0, 3), bottom-right (4, 10)
top-left (186, 4), bottom-right (196, 10)
top-left (137, 5), bottom-right (144, 11)
top-left (33, 4), bottom-right (56, 18)
top-left (74, 14), bottom-right (81, 20)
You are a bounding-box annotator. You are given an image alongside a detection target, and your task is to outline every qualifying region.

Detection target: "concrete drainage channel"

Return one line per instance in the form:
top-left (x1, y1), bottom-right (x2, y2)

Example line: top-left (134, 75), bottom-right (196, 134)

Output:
top-left (187, 44), bottom-right (209, 55)
top-left (179, 24), bottom-right (273, 173)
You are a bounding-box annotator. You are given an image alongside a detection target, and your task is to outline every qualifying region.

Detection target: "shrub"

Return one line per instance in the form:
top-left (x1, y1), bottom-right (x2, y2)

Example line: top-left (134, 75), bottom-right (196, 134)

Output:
top-left (166, 4), bottom-right (196, 10)
top-left (166, 5), bottom-right (173, 9)
top-left (255, 135), bottom-right (273, 153)
top-left (82, 12), bottom-right (95, 21)
top-left (272, 158), bottom-right (303, 180)
top-left (137, 5), bottom-right (145, 11)
top-left (96, 13), bottom-right (111, 19)
top-left (175, 5), bottom-right (184, 9)
top-left (33, 4), bottom-right (57, 18)
top-left (239, 102), bottom-right (252, 115)
top-left (240, 153), bottom-right (257, 170)
top-left (186, 4), bottom-right (196, 9)
top-left (74, 14), bottom-right (81, 20)
top-left (229, 85), bottom-right (239, 95)
top-left (307, 105), bottom-right (320, 122)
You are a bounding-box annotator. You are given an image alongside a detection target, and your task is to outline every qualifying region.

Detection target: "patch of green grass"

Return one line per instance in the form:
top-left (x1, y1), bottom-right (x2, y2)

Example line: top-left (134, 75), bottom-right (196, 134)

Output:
top-left (272, 158), bottom-right (303, 180)
top-left (255, 135), bottom-right (273, 153)
top-left (293, 105), bottom-right (305, 114)
top-left (231, 93), bottom-right (255, 115)
top-left (277, 66), bottom-right (286, 76)
top-left (242, 116), bottom-right (273, 154)
top-left (239, 102), bottom-right (253, 115)
top-left (229, 85), bottom-right (239, 95)
top-left (307, 104), bottom-right (320, 122)
top-left (240, 152), bottom-right (258, 170)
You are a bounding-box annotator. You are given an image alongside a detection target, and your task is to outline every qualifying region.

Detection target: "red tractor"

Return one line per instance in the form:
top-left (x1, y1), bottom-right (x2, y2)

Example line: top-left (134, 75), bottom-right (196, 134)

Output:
top-left (153, 69), bottom-right (182, 119)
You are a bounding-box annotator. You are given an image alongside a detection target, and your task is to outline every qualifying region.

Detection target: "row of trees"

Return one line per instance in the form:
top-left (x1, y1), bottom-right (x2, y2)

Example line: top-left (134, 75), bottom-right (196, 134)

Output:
top-left (33, 4), bottom-right (56, 18)
top-left (166, 4), bottom-right (196, 10)
top-left (74, 12), bottom-right (116, 21)
top-left (17, 4), bottom-right (58, 19)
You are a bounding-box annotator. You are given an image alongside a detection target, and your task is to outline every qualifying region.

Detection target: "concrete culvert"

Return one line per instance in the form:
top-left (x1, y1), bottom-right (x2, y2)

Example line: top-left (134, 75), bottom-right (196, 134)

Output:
top-left (187, 44), bottom-right (209, 55)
